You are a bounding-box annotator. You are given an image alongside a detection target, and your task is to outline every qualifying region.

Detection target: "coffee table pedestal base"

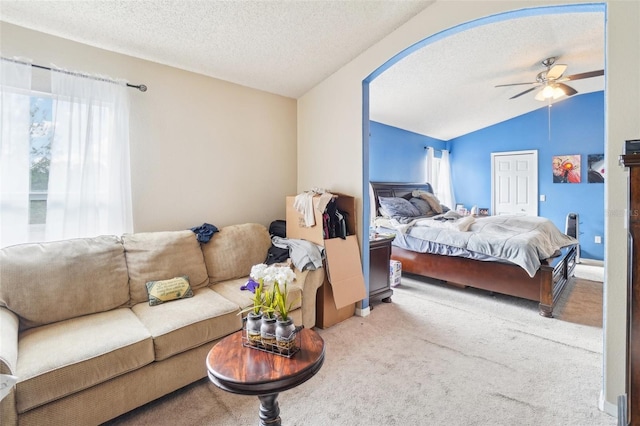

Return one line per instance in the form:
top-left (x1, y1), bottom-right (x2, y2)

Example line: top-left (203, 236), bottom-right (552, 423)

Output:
top-left (258, 393), bottom-right (281, 426)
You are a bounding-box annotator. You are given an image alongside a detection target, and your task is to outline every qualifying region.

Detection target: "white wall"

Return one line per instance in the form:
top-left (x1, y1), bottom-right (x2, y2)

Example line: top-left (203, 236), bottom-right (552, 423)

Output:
top-left (1, 22), bottom-right (298, 232)
top-left (297, 0), bottom-right (640, 415)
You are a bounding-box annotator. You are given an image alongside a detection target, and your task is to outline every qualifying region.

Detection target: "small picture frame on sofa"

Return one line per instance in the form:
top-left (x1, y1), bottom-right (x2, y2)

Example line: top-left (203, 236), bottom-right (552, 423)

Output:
top-left (478, 208), bottom-right (490, 216)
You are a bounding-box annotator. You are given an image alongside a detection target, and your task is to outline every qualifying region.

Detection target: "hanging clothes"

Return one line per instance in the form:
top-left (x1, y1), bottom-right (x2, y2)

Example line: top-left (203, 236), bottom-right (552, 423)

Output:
top-left (293, 188), bottom-right (335, 227)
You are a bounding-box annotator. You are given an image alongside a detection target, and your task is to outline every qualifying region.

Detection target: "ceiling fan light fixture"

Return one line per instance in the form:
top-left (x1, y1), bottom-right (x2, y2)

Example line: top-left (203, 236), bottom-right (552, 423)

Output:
top-left (552, 86), bottom-right (566, 99)
top-left (499, 56), bottom-right (603, 102)
top-left (535, 84), bottom-right (565, 102)
top-left (542, 85), bottom-right (555, 99)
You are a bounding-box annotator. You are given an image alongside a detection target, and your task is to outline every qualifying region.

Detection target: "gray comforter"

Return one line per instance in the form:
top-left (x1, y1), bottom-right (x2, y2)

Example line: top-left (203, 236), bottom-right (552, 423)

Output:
top-left (383, 214), bottom-right (577, 278)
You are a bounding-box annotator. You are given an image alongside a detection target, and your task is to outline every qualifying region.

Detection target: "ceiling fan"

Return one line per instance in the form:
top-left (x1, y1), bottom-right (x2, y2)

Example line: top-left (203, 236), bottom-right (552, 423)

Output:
top-left (496, 57), bottom-right (604, 101)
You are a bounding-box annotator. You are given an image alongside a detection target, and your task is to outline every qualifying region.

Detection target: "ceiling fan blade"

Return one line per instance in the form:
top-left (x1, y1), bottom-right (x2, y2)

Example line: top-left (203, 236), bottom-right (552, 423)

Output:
top-left (563, 69), bottom-right (604, 81)
top-left (509, 86), bottom-right (537, 99)
top-left (556, 83), bottom-right (578, 96)
top-left (547, 64), bottom-right (567, 80)
top-left (495, 82), bottom-right (536, 87)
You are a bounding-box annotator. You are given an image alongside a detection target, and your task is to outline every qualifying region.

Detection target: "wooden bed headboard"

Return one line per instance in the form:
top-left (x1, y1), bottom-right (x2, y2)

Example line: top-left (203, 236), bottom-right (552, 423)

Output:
top-left (369, 181), bottom-right (434, 216)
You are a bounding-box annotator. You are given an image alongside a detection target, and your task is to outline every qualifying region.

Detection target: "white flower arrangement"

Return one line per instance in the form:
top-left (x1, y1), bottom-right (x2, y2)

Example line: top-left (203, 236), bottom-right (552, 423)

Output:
top-left (249, 263), bottom-right (297, 321)
top-left (250, 263), bottom-right (295, 286)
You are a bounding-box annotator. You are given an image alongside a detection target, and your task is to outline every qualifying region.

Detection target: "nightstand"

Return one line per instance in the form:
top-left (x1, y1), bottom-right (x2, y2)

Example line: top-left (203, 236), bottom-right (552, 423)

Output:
top-left (369, 235), bottom-right (395, 303)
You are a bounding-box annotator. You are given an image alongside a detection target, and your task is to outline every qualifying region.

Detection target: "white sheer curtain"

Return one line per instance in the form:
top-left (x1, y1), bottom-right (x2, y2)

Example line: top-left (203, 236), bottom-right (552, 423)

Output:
top-left (425, 146), bottom-right (438, 189)
top-left (46, 69), bottom-right (133, 241)
top-left (425, 147), bottom-right (456, 209)
top-left (0, 58), bottom-right (32, 248)
top-left (438, 149), bottom-right (456, 209)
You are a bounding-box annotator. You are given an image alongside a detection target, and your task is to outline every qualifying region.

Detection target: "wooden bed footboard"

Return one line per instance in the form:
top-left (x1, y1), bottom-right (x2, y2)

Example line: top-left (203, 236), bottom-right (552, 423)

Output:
top-left (392, 244), bottom-right (577, 317)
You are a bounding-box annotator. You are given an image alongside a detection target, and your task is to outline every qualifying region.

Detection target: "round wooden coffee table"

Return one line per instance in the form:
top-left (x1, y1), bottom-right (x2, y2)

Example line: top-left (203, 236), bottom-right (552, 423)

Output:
top-left (206, 327), bottom-right (325, 426)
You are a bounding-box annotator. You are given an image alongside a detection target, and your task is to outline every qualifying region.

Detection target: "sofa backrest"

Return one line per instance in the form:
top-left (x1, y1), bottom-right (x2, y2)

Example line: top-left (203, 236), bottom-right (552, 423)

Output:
top-left (0, 236), bottom-right (129, 330)
top-left (202, 223), bottom-right (271, 284)
top-left (123, 230), bottom-right (209, 305)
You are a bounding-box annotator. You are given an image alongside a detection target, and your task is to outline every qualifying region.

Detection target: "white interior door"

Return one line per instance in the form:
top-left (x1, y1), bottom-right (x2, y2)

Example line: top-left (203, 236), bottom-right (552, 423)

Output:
top-left (491, 150), bottom-right (538, 216)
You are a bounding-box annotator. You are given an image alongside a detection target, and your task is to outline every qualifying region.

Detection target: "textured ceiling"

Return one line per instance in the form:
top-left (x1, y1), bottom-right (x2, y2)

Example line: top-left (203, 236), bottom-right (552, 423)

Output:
top-left (0, 0), bottom-right (432, 98)
top-left (0, 1), bottom-right (604, 141)
top-left (370, 11), bottom-right (605, 140)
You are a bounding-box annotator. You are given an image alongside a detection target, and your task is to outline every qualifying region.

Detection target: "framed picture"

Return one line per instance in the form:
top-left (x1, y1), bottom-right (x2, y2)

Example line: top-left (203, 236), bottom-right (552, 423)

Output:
top-left (455, 203), bottom-right (464, 211)
top-left (552, 154), bottom-right (581, 183)
top-left (478, 208), bottom-right (489, 216)
top-left (587, 154), bottom-right (604, 183)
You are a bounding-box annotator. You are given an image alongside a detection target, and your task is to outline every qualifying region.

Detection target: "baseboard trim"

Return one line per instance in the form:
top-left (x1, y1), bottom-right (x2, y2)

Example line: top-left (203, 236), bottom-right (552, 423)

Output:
top-left (580, 258), bottom-right (605, 267)
top-left (355, 306), bottom-right (370, 317)
top-left (599, 389), bottom-right (619, 418)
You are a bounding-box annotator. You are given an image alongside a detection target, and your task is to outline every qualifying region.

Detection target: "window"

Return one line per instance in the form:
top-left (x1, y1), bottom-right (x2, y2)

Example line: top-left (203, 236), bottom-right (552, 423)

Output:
top-left (425, 147), bottom-right (455, 209)
top-left (29, 95), bottom-right (52, 227)
top-left (1, 58), bottom-right (133, 248)
top-left (425, 147), bottom-right (441, 196)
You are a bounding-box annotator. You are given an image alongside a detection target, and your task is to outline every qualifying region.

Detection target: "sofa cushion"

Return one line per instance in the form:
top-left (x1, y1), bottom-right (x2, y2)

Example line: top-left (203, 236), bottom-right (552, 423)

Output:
top-left (123, 230), bottom-right (209, 305)
top-left (0, 236), bottom-right (129, 330)
top-left (131, 288), bottom-right (241, 361)
top-left (211, 277), bottom-right (303, 313)
top-left (15, 308), bottom-right (153, 413)
top-left (202, 223), bottom-right (272, 284)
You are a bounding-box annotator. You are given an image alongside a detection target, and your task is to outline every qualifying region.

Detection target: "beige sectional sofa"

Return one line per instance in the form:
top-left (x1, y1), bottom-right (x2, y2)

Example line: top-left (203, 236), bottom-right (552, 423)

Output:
top-left (0, 223), bottom-right (324, 425)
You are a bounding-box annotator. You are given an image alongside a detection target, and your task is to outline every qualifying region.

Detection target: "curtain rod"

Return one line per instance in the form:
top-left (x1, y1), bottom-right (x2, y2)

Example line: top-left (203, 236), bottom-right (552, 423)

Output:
top-left (424, 146), bottom-right (443, 152)
top-left (31, 63), bottom-right (147, 92)
top-left (2, 57), bottom-right (147, 92)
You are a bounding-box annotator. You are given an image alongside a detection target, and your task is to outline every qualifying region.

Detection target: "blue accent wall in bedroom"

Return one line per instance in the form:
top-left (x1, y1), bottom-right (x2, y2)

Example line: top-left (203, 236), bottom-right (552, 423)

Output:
top-left (450, 91), bottom-right (605, 260)
top-left (369, 121), bottom-right (447, 182)
top-left (368, 92), bottom-right (604, 261)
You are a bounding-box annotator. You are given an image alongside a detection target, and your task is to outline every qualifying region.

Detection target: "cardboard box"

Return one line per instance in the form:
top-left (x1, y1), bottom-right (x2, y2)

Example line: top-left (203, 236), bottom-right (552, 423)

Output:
top-left (315, 276), bottom-right (356, 329)
top-left (286, 194), bottom-right (357, 246)
top-left (390, 260), bottom-right (402, 287)
top-left (316, 235), bottom-right (366, 328)
top-left (286, 194), bottom-right (365, 328)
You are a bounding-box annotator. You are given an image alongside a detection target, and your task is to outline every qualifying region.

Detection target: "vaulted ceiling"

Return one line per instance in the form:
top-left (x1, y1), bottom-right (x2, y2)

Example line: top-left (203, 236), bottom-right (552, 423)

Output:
top-left (370, 10), bottom-right (605, 140)
top-left (0, 1), bottom-right (604, 140)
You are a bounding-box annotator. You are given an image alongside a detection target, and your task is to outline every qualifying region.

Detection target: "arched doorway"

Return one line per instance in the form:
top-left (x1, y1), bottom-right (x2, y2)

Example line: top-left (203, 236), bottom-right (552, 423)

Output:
top-left (361, 4), bottom-right (605, 314)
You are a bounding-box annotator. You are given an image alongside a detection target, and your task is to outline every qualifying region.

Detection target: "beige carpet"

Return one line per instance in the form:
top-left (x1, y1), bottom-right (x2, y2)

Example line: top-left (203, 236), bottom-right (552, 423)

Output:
top-left (104, 274), bottom-right (613, 426)
top-left (574, 262), bottom-right (605, 283)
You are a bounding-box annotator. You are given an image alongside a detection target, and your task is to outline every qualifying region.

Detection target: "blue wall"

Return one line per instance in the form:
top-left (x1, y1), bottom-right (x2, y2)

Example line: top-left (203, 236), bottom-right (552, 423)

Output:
top-left (369, 121), bottom-right (446, 182)
top-left (451, 92), bottom-right (604, 260)
top-left (368, 91), bottom-right (605, 260)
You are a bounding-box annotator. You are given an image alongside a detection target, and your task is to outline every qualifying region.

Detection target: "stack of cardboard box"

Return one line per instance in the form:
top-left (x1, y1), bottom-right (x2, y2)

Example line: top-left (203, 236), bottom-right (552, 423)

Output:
top-left (286, 193), bottom-right (366, 328)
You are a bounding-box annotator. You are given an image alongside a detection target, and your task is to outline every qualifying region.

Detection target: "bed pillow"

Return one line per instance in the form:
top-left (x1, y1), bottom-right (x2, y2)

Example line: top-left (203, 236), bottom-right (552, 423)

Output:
top-left (378, 196), bottom-right (421, 218)
top-left (412, 190), bottom-right (443, 214)
top-left (409, 197), bottom-right (433, 216)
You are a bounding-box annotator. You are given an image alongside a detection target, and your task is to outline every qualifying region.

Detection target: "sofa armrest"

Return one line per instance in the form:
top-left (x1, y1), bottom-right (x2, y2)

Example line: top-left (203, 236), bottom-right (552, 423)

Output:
top-left (1, 307), bottom-right (19, 425)
top-left (293, 268), bottom-right (325, 328)
top-left (0, 307), bottom-right (18, 375)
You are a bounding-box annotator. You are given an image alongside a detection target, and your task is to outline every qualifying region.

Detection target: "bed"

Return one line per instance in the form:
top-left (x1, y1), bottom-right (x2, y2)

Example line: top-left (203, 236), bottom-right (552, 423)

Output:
top-left (370, 181), bottom-right (578, 317)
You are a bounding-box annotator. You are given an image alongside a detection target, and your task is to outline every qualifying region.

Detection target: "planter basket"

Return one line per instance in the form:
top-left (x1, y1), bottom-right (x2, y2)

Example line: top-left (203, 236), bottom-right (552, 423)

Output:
top-left (242, 318), bottom-right (303, 358)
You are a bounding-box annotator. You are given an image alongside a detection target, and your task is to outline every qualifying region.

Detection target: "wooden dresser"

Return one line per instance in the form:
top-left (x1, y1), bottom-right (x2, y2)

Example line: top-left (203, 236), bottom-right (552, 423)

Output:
top-left (621, 153), bottom-right (640, 425)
